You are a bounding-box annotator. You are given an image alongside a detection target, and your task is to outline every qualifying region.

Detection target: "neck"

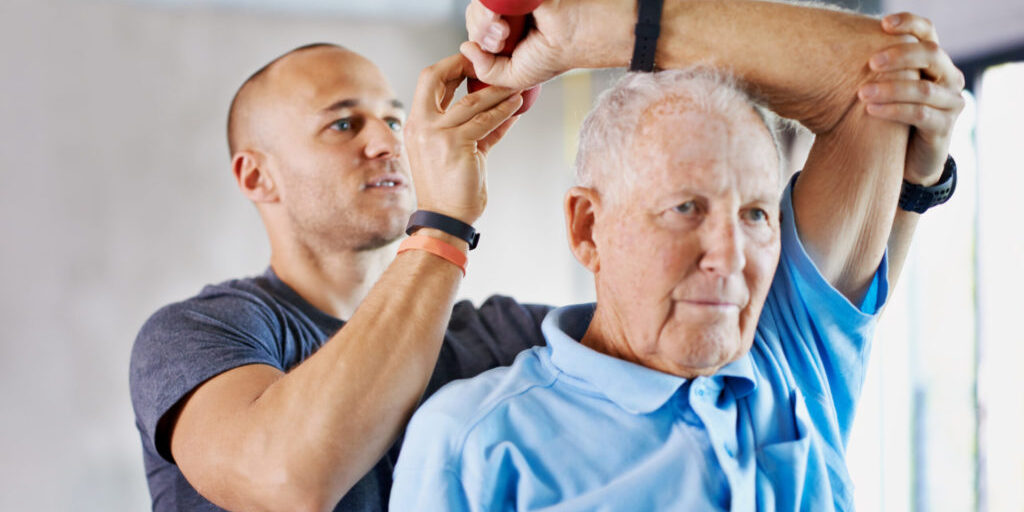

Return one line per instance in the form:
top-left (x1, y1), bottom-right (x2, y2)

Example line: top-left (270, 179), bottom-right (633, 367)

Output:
top-left (270, 239), bottom-right (396, 320)
top-left (580, 304), bottom-right (638, 365)
top-left (581, 303), bottom-right (709, 379)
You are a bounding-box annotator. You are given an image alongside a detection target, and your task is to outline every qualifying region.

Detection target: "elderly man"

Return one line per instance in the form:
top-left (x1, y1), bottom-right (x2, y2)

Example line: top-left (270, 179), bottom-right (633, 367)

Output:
top-left (389, 9), bottom-right (963, 512)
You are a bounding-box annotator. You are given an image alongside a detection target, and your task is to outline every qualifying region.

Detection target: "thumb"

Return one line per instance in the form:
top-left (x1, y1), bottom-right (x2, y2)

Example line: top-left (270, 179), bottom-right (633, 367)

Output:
top-left (460, 41), bottom-right (524, 89)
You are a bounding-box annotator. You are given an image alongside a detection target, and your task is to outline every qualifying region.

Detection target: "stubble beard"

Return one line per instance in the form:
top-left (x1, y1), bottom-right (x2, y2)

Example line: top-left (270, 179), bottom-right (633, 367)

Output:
top-left (292, 197), bottom-right (412, 255)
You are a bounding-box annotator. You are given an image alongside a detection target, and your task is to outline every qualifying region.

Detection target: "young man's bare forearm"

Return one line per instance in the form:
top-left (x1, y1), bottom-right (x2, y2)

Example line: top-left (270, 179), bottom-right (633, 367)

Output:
top-left (171, 245), bottom-right (465, 512)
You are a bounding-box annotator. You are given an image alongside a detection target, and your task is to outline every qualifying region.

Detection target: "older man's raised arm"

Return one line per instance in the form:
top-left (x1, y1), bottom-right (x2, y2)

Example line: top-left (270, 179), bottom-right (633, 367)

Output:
top-left (792, 12), bottom-right (962, 303)
top-left (464, 1), bottom-right (962, 301)
top-left (464, 0), bottom-right (910, 133)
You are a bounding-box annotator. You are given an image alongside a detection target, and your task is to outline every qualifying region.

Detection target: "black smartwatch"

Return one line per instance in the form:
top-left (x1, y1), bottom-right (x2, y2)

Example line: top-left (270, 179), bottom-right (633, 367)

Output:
top-left (898, 155), bottom-right (957, 214)
top-left (405, 210), bottom-right (479, 250)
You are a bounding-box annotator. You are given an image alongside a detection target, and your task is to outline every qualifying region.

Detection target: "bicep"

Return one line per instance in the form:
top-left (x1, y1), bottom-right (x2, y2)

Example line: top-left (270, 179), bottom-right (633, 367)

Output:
top-left (169, 364), bottom-right (283, 498)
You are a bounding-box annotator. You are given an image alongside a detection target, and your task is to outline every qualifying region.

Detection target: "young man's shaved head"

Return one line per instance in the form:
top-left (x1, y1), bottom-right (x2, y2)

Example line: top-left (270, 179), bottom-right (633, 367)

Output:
top-left (226, 42), bottom-right (346, 156)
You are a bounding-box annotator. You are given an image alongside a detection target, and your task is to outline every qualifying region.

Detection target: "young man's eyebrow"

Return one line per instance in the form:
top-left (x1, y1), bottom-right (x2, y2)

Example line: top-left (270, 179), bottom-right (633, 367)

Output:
top-left (321, 98), bottom-right (404, 113)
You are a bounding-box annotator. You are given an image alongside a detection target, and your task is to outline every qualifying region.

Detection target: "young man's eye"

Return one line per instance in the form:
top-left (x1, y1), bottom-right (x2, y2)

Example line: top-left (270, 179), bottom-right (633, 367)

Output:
top-left (330, 118), bottom-right (352, 131)
top-left (386, 118), bottom-right (403, 132)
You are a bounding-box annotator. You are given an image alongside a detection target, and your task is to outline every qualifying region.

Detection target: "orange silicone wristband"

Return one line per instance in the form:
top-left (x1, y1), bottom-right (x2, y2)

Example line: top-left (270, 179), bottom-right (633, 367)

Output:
top-left (397, 235), bottom-right (468, 276)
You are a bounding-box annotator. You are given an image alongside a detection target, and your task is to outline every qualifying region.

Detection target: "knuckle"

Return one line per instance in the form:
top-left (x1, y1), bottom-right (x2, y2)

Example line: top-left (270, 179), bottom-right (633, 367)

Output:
top-left (917, 80), bottom-right (933, 97)
top-left (953, 94), bottom-right (966, 112)
top-left (922, 40), bottom-right (940, 52)
top-left (912, 105), bottom-right (929, 123)
top-left (461, 93), bottom-right (482, 110)
top-left (418, 65), bottom-right (437, 85)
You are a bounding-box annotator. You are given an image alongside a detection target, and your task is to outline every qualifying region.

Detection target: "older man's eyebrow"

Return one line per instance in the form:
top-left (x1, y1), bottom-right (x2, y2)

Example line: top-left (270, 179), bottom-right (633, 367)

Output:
top-left (321, 98), bottom-right (405, 113)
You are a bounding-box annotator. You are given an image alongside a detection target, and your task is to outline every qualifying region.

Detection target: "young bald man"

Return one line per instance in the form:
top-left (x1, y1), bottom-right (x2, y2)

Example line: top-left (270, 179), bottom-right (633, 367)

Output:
top-left (130, 3), bottom-right (961, 512)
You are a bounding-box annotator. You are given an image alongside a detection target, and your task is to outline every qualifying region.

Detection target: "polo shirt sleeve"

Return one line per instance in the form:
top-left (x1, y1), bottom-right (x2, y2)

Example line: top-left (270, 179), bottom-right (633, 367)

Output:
top-left (755, 174), bottom-right (889, 445)
top-left (129, 289), bottom-right (283, 464)
top-left (390, 384), bottom-right (479, 512)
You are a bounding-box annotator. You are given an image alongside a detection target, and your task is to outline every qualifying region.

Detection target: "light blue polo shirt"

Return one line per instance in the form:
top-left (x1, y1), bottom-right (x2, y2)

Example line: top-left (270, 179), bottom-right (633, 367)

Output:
top-left (390, 177), bottom-right (888, 511)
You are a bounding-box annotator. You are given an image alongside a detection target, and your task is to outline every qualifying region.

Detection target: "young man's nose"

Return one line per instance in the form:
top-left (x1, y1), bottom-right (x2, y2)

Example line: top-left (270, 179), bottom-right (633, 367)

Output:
top-left (362, 118), bottom-right (402, 160)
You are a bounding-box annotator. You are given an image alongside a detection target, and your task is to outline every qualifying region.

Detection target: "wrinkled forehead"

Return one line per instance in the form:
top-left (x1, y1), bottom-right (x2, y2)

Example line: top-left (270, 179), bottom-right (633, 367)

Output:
top-left (624, 100), bottom-right (780, 199)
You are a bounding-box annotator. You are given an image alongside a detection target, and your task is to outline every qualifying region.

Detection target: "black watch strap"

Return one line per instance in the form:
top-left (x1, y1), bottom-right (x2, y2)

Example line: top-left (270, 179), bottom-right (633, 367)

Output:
top-left (629, 0), bottom-right (664, 72)
top-left (898, 155), bottom-right (958, 214)
top-left (405, 210), bottom-right (479, 250)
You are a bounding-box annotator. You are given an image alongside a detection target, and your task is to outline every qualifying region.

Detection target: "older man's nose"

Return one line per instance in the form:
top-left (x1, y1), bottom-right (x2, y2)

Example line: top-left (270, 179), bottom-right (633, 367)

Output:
top-left (363, 118), bottom-right (402, 160)
top-left (699, 218), bottom-right (745, 276)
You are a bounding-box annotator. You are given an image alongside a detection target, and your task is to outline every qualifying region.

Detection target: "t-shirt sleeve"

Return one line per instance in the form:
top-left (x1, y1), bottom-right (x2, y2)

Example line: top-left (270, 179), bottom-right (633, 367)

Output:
top-left (755, 174), bottom-right (889, 445)
top-left (129, 290), bottom-right (285, 463)
top-left (449, 295), bottom-right (551, 366)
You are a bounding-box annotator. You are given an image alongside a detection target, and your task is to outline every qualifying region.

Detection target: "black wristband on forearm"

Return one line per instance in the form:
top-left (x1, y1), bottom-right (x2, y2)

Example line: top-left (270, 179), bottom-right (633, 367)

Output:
top-left (630, 0), bottom-right (664, 72)
top-left (405, 210), bottom-right (480, 250)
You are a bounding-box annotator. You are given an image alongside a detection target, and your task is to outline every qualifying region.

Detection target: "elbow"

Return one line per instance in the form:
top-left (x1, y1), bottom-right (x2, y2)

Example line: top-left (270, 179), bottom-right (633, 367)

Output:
top-left (238, 462), bottom-right (342, 512)
top-left (806, 18), bottom-right (918, 134)
top-left (186, 458), bottom-right (341, 512)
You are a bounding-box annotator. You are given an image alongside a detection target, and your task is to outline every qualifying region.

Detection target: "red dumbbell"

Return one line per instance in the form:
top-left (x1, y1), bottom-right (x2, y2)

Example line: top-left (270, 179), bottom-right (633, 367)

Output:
top-left (466, 0), bottom-right (544, 115)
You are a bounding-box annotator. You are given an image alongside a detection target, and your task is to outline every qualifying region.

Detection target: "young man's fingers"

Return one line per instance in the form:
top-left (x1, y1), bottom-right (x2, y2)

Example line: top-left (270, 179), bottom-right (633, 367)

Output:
top-left (441, 85), bottom-right (520, 129)
top-left (413, 54), bottom-right (476, 116)
top-left (457, 94), bottom-right (523, 142)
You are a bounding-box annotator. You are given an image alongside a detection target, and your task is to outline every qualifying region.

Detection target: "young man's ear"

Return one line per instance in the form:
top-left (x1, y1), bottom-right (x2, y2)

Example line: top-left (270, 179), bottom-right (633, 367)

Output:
top-left (231, 150), bottom-right (278, 203)
top-left (564, 186), bottom-right (602, 273)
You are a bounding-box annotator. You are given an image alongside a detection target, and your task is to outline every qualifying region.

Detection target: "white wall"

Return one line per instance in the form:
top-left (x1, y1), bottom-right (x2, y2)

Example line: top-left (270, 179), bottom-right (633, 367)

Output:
top-left (0, 1), bottom-right (587, 509)
top-left (884, 0), bottom-right (1024, 59)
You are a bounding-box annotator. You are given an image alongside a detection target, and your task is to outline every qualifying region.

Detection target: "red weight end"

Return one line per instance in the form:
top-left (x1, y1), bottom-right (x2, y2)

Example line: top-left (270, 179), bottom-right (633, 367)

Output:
top-left (516, 85), bottom-right (541, 115)
top-left (467, 78), bottom-right (488, 93)
top-left (479, 0), bottom-right (544, 16)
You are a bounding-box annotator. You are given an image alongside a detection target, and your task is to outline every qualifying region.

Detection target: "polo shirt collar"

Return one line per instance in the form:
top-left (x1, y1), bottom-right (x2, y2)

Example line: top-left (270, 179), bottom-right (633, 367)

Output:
top-left (542, 304), bottom-right (758, 414)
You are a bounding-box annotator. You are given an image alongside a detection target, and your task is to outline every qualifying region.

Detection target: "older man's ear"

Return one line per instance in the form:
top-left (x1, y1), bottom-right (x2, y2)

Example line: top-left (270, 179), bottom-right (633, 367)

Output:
top-left (564, 186), bottom-right (601, 273)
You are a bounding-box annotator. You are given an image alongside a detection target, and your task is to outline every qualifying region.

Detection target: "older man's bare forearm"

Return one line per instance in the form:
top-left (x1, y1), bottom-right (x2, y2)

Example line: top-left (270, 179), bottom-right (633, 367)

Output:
top-left (647, 1), bottom-right (909, 132)
top-left (792, 72), bottom-right (913, 303)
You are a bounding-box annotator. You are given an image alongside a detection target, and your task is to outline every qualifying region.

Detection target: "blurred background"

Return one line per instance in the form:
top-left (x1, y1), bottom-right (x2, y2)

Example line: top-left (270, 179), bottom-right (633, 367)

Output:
top-left (1, 0), bottom-right (1021, 510)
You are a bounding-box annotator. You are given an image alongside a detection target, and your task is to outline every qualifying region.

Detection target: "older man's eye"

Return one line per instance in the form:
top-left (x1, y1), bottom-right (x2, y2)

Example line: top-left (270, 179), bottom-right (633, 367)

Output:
top-left (673, 201), bottom-right (696, 214)
top-left (330, 118), bottom-right (353, 131)
top-left (745, 208), bottom-right (769, 222)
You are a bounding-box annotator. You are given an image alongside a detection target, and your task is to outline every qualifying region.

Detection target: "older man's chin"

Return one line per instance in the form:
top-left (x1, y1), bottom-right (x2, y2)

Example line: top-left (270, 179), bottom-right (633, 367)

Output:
top-left (660, 332), bottom-right (751, 378)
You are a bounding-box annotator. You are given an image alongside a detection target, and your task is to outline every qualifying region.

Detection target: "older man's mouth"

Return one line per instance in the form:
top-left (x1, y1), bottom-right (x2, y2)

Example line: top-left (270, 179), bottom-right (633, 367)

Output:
top-left (679, 299), bottom-right (741, 311)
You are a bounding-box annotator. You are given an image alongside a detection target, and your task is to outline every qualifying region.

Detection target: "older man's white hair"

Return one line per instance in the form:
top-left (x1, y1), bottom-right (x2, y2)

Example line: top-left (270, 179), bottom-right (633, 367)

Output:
top-left (575, 67), bottom-right (786, 200)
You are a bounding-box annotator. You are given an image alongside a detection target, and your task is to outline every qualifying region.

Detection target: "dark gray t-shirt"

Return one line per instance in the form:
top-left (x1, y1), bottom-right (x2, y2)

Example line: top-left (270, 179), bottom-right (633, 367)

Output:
top-left (129, 268), bottom-right (550, 511)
